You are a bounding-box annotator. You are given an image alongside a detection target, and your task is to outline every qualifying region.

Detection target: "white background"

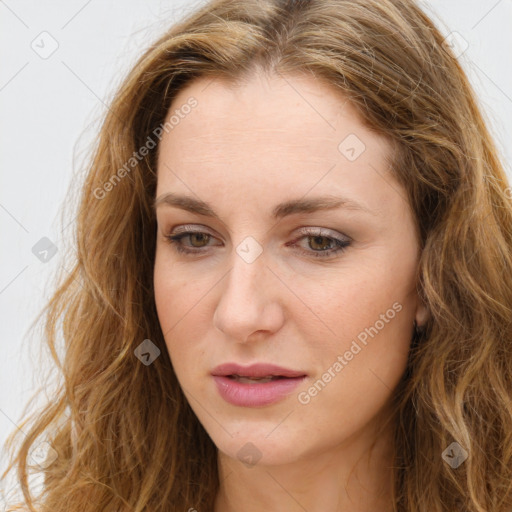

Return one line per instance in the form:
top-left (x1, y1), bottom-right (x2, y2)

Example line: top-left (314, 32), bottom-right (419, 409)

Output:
top-left (1, 0), bottom-right (511, 494)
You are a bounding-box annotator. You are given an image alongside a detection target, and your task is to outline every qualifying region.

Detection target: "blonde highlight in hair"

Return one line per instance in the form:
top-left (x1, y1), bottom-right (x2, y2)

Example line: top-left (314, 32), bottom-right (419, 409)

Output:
top-left (3, 0), bottom-right (512, 510)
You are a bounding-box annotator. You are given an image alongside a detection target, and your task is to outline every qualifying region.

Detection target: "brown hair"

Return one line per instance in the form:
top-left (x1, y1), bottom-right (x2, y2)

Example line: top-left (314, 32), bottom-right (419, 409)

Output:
top-left (3, 0), bottom-right (512, 510)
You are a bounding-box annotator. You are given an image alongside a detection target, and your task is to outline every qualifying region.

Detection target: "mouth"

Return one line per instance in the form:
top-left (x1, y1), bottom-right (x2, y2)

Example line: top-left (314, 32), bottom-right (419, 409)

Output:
top-left (211, 362), bottom-right (307, 379)
top-left (211, 363), bottom-right (307, 407)
top-left (227, 375), bottom-right (291, 384)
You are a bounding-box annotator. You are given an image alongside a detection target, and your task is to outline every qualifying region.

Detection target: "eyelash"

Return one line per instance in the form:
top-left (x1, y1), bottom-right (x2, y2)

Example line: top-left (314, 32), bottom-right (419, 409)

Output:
top-left (163, 226), bottom-right (351, 259)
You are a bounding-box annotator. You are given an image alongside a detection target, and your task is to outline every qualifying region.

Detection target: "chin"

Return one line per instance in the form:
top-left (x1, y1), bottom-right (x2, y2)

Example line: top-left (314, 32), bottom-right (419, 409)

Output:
top-left (218, 437), bottom-right (301, 468)
top-left (203, 417), bottom-right (308, 468)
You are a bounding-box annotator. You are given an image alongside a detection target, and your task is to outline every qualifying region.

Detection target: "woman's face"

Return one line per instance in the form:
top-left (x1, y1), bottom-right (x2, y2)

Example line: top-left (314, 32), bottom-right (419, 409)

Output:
top-left (153, 71), bottom-right (428, 467)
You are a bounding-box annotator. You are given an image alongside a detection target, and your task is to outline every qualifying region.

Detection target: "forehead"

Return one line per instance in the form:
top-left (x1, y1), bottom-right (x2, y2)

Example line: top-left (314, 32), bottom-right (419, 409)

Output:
top-left (159, 71), bottom-right (385, 154)
top-left (155, 72), bottom-right (399, 218)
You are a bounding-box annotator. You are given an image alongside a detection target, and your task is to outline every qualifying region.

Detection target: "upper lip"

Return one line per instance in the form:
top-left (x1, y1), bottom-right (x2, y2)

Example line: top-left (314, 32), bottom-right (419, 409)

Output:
top-left (211, 362), bottom-right (307, 378)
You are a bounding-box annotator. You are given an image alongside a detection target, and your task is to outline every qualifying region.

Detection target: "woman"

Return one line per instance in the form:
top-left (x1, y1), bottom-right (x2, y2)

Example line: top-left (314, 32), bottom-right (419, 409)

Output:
top-left (3, 0), bottom-right (512, 510)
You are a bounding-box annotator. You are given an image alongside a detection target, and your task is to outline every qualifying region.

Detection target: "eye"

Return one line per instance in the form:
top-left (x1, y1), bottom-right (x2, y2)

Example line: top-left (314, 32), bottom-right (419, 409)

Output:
top-left (287, 227), bottom-right (351, 259)
top-left (162, 226), bottom-right (351, 259)
top-left (163, 227), bottom-right (219, 255)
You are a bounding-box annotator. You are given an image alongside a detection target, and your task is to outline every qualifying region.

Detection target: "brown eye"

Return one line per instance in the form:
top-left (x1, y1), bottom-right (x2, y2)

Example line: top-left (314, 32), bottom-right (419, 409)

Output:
top-left (188, 233), bottom-right (211, 247)
top-left (164, 229), bottom-right (219, 255)
top-left (288, 228), bottom-right (352, 259)
top-left (307, 235), bottom-right (336, 252)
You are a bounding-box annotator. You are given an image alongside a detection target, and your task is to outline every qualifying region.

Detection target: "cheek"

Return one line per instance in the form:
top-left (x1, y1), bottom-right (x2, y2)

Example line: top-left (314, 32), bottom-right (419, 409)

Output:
top-left (153, 251), bottom-right (201, 333)
top-left (153, 255), bottom-right (213, 372)
top-left (306, 256), bottom-right (416, 370)
top-left (295, 302), bottom-right (412, 440)
top-left (154, 257), bottom-right (190, 358)
top-left (308, 262), bottom-right (413, 340)
top-left (309, 272), bottom-right (414, 396)
top-left (153, 257), bottom-right (177, 336)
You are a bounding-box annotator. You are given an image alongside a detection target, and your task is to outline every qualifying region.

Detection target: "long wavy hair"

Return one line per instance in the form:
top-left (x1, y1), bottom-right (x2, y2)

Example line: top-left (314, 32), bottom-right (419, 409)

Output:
top-left (2, 0), bottom-right (512, 510)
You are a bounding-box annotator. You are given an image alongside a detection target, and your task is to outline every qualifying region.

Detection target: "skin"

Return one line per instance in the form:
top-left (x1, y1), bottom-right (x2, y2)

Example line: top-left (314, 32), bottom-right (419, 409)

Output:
top-left (153, 71), bottom-right (429, 512)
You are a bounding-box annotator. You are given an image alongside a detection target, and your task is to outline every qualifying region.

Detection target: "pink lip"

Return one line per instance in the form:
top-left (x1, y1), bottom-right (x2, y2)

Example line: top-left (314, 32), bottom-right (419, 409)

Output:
top-left (211, 363), bottom-right (307, 407)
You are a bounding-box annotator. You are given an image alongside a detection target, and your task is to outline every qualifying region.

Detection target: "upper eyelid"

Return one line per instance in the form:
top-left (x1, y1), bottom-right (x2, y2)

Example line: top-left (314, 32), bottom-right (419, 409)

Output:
top-left (298, 226), bottom-right (351, 240)
top-left (169, 224), bottom-right (215, 234)
top-left (166, 225), bottom-right (350, 240)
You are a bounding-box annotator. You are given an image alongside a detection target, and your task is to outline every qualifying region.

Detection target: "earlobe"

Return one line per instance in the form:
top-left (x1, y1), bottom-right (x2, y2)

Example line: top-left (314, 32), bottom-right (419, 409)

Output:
top-left (415, 300), bottom-right (430, 328)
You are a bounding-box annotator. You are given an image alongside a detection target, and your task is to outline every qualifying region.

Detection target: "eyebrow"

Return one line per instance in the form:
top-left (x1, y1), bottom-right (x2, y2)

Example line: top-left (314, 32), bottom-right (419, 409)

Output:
top-left (153, 192), bottom-right (377, 219)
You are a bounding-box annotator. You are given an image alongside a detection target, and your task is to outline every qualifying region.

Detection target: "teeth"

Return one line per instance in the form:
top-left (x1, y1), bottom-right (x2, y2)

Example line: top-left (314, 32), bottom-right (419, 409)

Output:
top-left (231, 375), bottom-right (280, 384)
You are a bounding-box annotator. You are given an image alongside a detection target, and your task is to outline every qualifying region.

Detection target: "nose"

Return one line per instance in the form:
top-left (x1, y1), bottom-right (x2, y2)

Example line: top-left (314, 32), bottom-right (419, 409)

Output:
top-left (213, 249), bottom-right (285, 343)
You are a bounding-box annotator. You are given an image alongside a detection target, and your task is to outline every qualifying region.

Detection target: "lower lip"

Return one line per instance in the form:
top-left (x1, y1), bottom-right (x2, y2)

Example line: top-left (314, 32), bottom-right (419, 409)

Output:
top-left (212, 375), bottom-right (306, 407)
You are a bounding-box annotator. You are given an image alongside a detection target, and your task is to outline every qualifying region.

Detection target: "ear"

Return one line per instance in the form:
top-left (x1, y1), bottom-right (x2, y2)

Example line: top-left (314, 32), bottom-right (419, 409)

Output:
top-left (415, 298), bottom-right (430, 328)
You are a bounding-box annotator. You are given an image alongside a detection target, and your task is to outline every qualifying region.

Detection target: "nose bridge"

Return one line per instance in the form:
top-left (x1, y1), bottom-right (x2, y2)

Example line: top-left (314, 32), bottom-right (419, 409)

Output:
top-left (224, 232), bottom-right (269, 300)
top-left (222, 246), bottom-right (268, 312)
top-left (213, 243), bottom-right (283, 341)
top-left (234, 260), bottom-right (258, 296)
